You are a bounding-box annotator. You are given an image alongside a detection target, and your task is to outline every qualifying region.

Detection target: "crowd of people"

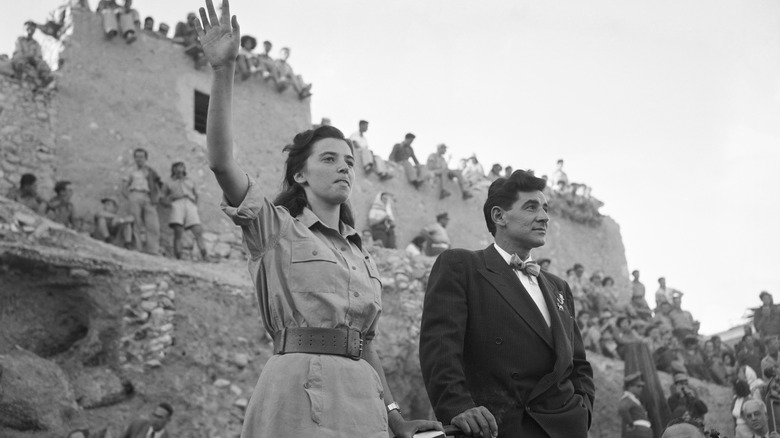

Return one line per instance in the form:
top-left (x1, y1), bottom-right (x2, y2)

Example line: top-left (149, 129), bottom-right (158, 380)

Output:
top-left (6, 148), bottom-right (211, 261)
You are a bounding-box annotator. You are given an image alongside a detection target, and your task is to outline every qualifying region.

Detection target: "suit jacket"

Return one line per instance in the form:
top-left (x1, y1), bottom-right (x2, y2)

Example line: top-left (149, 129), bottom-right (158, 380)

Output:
top-left (420, 246), bottom-right (595, 438)
top-left (120, 419), bottom-right (169, 438)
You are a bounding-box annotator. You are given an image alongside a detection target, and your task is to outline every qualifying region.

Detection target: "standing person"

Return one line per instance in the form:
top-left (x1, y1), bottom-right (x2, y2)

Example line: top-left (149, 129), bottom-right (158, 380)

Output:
top-left (47, 181), bottom-right (78, 229)
top-left (389, 133), bottom-right (424, 188)
top-left (619, 372), bottom-right (653, 438)
top-left (120, 402), bottom-right (173, 438)
top-left (755, 292), bottom-right (780, 339)
top-left (191, 2), bottom-right (442, 436)
top-left (631, 270), bottom-right (653, 321)
top-left (367, 192), bottom-right (396, 249)
top-left (163, 162), bottom-right (209, 260)
top-left (420, 170), bottom-right (595, 438)
top-left (122, 148), bottom-right (162, 254)
top-left (551, 159), bottom-right (568, 190)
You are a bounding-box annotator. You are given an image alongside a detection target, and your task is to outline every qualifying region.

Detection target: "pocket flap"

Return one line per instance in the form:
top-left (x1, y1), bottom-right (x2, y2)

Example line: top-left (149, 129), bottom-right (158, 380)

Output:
top-left (291, 240), bottom-right (338, 264)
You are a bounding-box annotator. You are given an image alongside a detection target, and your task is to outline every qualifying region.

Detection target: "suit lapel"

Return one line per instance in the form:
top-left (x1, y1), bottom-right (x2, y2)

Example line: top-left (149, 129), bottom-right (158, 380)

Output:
top-left (477, 245), bottom-right (553, 348)
top-left (527, 272), bottom-right (575, 402)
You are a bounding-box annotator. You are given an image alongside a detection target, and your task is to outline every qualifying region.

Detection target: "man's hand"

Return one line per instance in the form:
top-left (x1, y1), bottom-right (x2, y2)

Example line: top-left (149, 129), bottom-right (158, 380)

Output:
top-left (390, 419), bottom-right (444, 438)
top-left (451, 406), bottom-right (498, 437)
top-left (194, 0), bottom-right (240, 70)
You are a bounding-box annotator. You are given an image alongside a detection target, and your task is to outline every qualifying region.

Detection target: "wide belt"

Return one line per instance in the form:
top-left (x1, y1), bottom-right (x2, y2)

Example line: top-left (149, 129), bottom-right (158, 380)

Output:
top-left (272, 327), bottom-right (366, 360)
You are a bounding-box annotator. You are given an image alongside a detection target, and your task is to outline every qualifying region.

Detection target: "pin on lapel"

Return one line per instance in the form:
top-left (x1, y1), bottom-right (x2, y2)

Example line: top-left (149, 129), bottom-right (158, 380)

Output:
top-left (556, 293), bottom-right (565, 311)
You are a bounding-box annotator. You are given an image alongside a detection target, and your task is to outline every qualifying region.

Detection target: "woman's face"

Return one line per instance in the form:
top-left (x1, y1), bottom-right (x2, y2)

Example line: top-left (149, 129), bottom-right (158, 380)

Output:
top-left (296, 138), bottom-right (355, 207)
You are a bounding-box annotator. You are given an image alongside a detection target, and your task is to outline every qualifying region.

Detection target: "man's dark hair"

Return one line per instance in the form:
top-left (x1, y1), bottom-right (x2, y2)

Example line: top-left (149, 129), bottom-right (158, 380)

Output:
top-left (54, 180), bottom-right (71, 194)
top-left (20, 173), bottom-right (37, 188)
top-left (133, 148), bottom-right (148, 159)
top-left (573, 263), bottom-right (584, 270)
top-left (482, 170), bottom-right (546, 236)
top-left (359, 120), bottom-right (368, 125)
top-left (157, 402), bottom-right (174, 417)
top-left (404, 133), bottom-right (415, 140)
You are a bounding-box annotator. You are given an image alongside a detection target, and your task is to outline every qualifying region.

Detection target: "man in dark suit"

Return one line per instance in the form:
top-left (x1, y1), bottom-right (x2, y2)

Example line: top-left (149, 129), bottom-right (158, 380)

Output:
top-left (120, 402), bottom-right (174, 438)
top-left (420, 170), bottom-right (595, 438)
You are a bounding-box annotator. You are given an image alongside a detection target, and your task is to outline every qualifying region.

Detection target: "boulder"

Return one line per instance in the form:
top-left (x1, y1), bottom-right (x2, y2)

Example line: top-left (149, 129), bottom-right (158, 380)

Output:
top-left (0, 350), bottom-right (79, 434)
top-left (71, 367), bottom-right (128, 409)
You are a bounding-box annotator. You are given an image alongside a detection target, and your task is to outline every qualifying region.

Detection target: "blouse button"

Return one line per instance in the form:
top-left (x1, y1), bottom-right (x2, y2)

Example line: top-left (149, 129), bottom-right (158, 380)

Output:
top-left (495, 337), bottom-right (503, 345)
top-left (340, 247), bottom-right (346, 251)
top-left (353, 292), bottom-right (359, 297)
top-left (352, 266), bottom-right (357, 270)
top-left (312, 250), bottom-right (318, 256)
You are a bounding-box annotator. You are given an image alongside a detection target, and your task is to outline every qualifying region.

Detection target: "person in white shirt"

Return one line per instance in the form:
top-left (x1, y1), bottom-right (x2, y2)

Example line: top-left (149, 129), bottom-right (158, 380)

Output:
top-left (348, 120), bottom-right (390, 179)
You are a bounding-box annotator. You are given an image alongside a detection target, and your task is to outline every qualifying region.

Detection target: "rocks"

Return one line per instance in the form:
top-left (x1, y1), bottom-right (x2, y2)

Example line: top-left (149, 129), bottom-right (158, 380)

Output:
top-left (232, 352), bottom-right (249, 369)
top-left (0, 350), bottom-right (78, 432)
top-left (120, 279), bottom-right (176, 367)
top-left (213, 378), bottom-right (231, 388)
top-left (71, 367), bottom-right (128, 409)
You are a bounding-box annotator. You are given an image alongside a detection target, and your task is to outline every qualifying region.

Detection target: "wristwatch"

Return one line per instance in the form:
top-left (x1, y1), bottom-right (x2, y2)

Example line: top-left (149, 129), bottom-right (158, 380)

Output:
top-left (386, 402), bottom-right (401, 414)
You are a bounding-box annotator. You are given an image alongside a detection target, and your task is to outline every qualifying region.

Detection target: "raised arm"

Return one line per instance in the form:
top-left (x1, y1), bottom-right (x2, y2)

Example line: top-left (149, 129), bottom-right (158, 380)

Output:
top-left (195, 0), bottom-right (249, 205)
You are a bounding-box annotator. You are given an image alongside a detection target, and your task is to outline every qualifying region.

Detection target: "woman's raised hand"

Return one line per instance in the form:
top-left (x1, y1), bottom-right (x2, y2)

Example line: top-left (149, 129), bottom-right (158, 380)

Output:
top-left (194, 0), bottom-right (240, 70)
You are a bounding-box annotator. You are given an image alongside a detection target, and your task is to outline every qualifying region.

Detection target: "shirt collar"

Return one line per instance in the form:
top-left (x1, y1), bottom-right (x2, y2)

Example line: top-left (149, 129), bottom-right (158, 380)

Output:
top-left (493, 243), bottom-right (533, 266)
top-left (297, 206), bottom-right (362, 249)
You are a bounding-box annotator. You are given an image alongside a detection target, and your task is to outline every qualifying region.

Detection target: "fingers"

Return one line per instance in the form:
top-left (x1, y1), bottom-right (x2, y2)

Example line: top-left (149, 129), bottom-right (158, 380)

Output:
top-left (453, 407), bottom-right (497, 437)
top-left (221, 0), bottom-right (231, 22)
top-left (483, 408), bottom-right (498, 437)
top-left (193, 15), bottom-right (205, 36)
top-left (198, 7), bottom-right (209, 30)
top-left (206, 0), bottom-right (220, 27)
top-left (231, 14), bottom-right (240, 33)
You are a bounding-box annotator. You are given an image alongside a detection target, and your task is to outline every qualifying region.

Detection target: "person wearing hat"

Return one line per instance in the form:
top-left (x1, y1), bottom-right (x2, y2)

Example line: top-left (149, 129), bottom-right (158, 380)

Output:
top-left (11, 20), bottom-right (54, 89)
top-left (619, 372), bottom-right (652, 438)
top-left (426, 144), bottom-right (473, 200)
top-left (421, 212), bottom-right (451, 256)
top-left (421, 170), bottom-right (594, 438)
top-left (93, 196), bottom-right (135, 248)
top-left (668, 373), bottom-right (708, 428)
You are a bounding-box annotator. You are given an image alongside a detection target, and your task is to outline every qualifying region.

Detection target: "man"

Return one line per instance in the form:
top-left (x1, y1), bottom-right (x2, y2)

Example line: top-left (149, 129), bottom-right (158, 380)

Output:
top-left (487, 163), bottom-right (503, 181)
top-left (120, 402), bottom-right (174, 438)
top-left (122, 148), bottom-right (162, 254)
top-left (273, 47), bottom-right (312, 99)
top-left (173, 12), bottom-right (204, 68)
top-left (389, 133), bottom-right (424, 188)
top-left (349, 120), bottom-right (390, 179)
top-left (630, 270), bottom-right (653, 321)
top-left (421, 212), bottom-right (451, 257)
top-left (755, 291), bottom-right (780, 339)
top-left (6, 173), bottom-right (47, 213)
top-left (420, 170), bottom-right (595, 438)
top-left (669, 292), bottom-right (696, 341)
top-left (619, 372), bottom-right (652, 438)
top-left (426, 144), bottom-right (472, 200)
top-left (660, 421), bottom-right (706, 438)
top-left (46, 181), bottom-right (78, 229)
top-left (12, 21), bottom-right (53, 89)
top-left (762, 336), bottom-right (780, 380)
top-left (92, 196), bottom-right (134, 248)
top-left (742, 399), bottom-right (780, 438)
top-left (655, 277), bottom-right (679, 309)
top-left (551, 159), bottom-right (568, 191)
top-left (667, 373), bottom-right (708, 428)
top-left (255, 40), bottom-right (275, 79)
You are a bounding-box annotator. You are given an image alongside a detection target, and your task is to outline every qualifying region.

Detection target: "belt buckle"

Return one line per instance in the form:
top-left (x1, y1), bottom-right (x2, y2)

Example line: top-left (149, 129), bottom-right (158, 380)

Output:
top-left (347, 328), bottom-right (363, 360)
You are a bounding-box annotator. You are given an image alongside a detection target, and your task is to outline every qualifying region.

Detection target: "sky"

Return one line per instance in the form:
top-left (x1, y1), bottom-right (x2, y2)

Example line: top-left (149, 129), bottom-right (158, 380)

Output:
top-left (3, 0), bottom-right (780, 335)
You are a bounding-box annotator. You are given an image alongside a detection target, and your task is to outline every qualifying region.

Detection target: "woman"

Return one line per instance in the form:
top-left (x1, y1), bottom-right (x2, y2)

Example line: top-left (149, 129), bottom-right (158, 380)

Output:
top-left (193, 1), bottom-right (441, 436)
top-left (163, 162), bottom-right (208, 260)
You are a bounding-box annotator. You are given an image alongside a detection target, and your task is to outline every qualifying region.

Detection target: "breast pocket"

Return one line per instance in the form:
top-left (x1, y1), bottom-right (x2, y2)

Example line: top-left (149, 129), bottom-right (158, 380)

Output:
top-left (289, 240), bottom-right (339, 293)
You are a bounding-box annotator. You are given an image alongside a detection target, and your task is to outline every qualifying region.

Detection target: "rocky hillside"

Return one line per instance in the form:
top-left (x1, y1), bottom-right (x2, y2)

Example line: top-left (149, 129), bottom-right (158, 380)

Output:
top-left (0, 196), bottom-right (733, 438)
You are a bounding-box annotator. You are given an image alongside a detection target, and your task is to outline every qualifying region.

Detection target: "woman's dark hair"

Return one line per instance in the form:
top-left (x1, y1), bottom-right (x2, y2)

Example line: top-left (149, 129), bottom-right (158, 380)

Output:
top-left (411, 235), bottom-right (426, 247)
top-left (20, 173), bottom-right (37, 187)
top-left (170, 161), bottom-right (186, 178)
top-left (273, 125), bottom-right (355, 227)
top-left (722, 351), bottom-right (735, 365)
top-left (734, 378), bottom-right (751, 398)
top-left (482, 170), bottom-right (547, 236)
top-left (54, 180), bottom-right (71, 194)
top-left (602, 276), bottom-right (614, 287)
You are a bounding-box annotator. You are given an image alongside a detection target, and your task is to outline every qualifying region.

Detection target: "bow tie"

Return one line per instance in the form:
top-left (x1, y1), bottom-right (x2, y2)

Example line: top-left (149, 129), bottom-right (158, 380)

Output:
top-left (509, 254), bottom-right (540, 277)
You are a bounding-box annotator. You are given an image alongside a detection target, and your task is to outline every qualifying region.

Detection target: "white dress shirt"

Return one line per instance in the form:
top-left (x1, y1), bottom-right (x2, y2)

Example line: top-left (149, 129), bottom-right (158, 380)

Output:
top-left (494, 243), bottom-right (551, 327)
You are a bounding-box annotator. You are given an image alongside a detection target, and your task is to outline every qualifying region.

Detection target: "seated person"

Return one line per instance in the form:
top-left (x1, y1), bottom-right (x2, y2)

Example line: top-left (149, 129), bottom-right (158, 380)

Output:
top-left (12, 21), bottom-right (54, 89)
top-left (93, 196), bottom-right (134, 248)
top-left (173, 13), bottom-right (205, 67)
top-left (255, 40), bottom-right (276, 79)
top-left (46, 180), bottom-right (79, 229)
top-left (96, 0), bottom-right (138, 43)
top-left (6, 173), bottom-right (47, 214)
top-left (236, 35), bottom-right (258, 80)
top-left (426, 143), bottom-right (472, 200)
top-left (272, 47), bottom-right (312, 99)
top-left (157, 22), bottom-right (170, 38)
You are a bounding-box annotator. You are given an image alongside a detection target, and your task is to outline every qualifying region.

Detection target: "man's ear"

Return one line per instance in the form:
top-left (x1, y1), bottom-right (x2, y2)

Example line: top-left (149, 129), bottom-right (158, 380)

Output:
top-left (491, 206), bottom-right (505, 227)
